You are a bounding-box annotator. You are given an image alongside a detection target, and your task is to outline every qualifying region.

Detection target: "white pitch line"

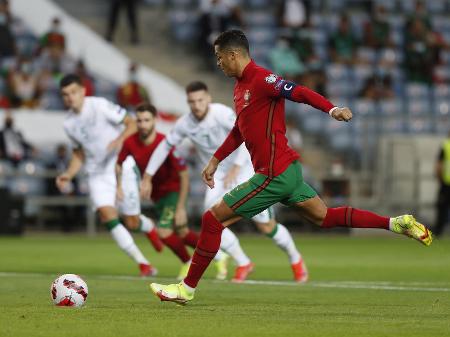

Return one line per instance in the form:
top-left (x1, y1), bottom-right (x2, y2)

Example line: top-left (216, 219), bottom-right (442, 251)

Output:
top-left (0, 272), bottom-right (449, 293)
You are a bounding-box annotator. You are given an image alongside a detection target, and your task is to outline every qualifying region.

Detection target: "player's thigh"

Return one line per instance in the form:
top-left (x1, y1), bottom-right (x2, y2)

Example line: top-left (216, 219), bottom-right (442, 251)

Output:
top-left (222, 173), bottom-right (281, 223)
top-left (88, 174), bottom-right (116, 212)
top-left (209, 198), bottom-right (242, 226)
top-left (291, 196), bottom-right (327, 226)
top-left (118, 174), bottom-right (141, 217)
top-left (154, 192), bottom-right (178, 230)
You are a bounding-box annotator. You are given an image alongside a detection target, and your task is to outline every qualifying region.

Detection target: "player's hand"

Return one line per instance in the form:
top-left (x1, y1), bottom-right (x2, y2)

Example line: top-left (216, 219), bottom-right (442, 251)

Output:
top-left (116, 184), bottom-right (124, 201)
top-left (107, 137), bottom-right (123, 153)
top-left (140, 174), bottom-right (153, 200)
top-left (330, 107), bottom-right (352, 122)
top-left (55, 173), bottom-right (72, 193)
top-left (202, 157), bottom-right (219, 189)
top-left (174, 206), bottom-right (188, 227)
top-left (223, 165), bottom-right (240, 189)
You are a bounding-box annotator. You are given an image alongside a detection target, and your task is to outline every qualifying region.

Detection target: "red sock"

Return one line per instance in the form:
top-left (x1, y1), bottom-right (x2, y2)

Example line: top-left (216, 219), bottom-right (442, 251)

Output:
top-left (321, 207), bottom-right (389, 229)
top-left (161, 232), bottom-right (191, 263)
top-left (182, 230), bottom-right (199, 249)
top-left (184, 211), bottom-right (224, 288)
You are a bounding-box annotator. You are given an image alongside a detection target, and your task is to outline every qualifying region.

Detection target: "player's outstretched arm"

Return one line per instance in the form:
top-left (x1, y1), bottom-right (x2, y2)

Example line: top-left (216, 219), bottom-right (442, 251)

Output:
top-left (140, 173), bottom-right (153, 200)
top-left (202, 156), bottom-right (220, 189)
top-left (107, 115), bottom-right (137, 152)
top-left (145, 139), bottom-right (173, 177)
top-left (55, 148), bottom-right (84, 192)
top-left (175, 169), bottom-right (189, 227)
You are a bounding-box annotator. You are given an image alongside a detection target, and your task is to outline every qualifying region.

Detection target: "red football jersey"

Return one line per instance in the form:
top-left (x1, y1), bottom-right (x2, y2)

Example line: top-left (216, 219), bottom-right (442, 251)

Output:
top-left (117, 132), bottom-right (187, 201)
top-left (215, 60), bottom-right (334, 178)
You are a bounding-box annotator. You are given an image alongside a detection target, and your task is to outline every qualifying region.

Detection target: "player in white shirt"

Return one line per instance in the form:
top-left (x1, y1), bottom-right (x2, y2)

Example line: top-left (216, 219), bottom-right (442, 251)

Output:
top-left (55, 74), bottom-right (162, 277)
top-left (142, 81), bottom-right (308, 282)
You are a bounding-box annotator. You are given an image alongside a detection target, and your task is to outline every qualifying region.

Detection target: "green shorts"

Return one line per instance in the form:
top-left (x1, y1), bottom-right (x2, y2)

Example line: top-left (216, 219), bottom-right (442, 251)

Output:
top-left (154, 192), bottom-right (179, 229)
top-left (223, 161), bottom-right (317, 219)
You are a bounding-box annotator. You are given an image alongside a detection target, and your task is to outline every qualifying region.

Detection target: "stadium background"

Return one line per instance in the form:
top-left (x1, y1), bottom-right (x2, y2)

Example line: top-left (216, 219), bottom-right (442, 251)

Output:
top-left (1, 0), bottom-right (449, 235)
top-left (1, 1), bottom-right (450, 337)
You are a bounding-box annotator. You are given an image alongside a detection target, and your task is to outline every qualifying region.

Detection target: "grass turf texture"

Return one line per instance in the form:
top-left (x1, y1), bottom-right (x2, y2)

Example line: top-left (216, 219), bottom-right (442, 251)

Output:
top-left (0, 234), bottom-right (449, 337)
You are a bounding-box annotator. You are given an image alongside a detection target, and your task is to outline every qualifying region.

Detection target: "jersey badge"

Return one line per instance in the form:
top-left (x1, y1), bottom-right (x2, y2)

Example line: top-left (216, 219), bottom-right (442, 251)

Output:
top-left (243, 89), bottom-right (251, 108)
top-left (265, 74), bottom-right (277, 84)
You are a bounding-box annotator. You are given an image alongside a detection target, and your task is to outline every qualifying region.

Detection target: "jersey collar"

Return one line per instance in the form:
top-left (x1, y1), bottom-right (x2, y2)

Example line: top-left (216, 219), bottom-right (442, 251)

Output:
top-left (238, 60), bottom-right (257, 83)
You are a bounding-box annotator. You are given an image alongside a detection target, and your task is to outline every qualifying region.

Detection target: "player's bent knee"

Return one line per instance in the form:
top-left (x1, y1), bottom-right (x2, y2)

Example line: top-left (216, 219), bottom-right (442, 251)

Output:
top-left (209, 199), bottom-right (241, 225)
top-left (255, 221), bottom-right (275, 234)
top-left (123, 215), bottom-right (140, 230)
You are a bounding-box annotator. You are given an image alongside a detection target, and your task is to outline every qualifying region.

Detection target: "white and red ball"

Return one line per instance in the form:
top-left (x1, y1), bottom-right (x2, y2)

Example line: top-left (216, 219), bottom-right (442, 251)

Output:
top-left (50, 274), bottom-right (88, 307)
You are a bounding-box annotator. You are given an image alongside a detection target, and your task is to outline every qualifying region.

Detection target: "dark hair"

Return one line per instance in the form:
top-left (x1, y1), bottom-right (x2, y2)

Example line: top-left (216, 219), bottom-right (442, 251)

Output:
top-left (136, 102), bottom-right (157, 116)
top-left (60, 74), bottom-right (83, 88)
top-left (185, 81), bottom-right (208, 94)
top-left (214, 29), bottom-right (249, 54)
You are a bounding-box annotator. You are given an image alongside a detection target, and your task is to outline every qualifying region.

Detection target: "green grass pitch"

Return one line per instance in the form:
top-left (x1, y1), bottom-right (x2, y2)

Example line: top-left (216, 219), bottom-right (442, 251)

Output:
top-left (0, 233), bottom-right (449, 337)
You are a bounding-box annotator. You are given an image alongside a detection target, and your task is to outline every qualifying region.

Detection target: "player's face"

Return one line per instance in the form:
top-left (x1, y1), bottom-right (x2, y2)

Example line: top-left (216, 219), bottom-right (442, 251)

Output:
top-left (136, 111), bottom-right (155, 138)
top-left (187, 90), bottom-right (211, 120)
top-left (214, 46), bottom-right (236, 77)
top-left (60, 83), bottom-right (86, 111)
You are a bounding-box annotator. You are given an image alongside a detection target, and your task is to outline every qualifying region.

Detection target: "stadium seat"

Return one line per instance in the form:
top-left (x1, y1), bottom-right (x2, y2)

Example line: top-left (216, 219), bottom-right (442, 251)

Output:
top-left (351, 65), bottom-right (373, 91)
top-left (325, 64), bottom-right (351, 81)
top-left (325, 118), bottom-right (353, 151)
top-left (168, 10), bottom-right (199, 42)
top-left (406, 116), bottom-right (434, 133)
top-left (406, 98), bottom-right (432, 116)
top-left (353, 99), bottom-right (377, 116)
top-left (9, 160), bottom-right (46, 196)
top-left (245, 12), bottom-right (276, 28)
top-left (300, 105), bottom-right (324, 134)
top-left (427, 0), bottom-right (447, 13)
top-left (405, 83), bottom-right (430, 99)
top-left (434, 99), bottom-right (450, 117)
top-left (432, 15), bottom-right (450, 32)
top-left (245, 0), bottom-right (272, 9)
top-left (356, 47), bottom-right (377, 64)
top-left (433, 85), bottom-right (450, 99)
top-left (379, 99), bottom-right (404, 116)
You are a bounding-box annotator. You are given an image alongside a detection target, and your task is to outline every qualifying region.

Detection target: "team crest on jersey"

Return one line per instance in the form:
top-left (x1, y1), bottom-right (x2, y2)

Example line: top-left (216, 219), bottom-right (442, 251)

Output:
top-left (243, 89), bottom-right (251, 108)
top-left (265, 74), bottom-right (277, 84)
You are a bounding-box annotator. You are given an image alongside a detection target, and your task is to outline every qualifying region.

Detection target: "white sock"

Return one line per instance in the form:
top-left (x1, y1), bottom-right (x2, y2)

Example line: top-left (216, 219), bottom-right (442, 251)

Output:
top-left (220, 227), bottom-right (251, 266)
top-left (213, 248), bottom-right (226, 261)
top-left (182, 280), bottom-right (196, 293)
top-left (389, 218), bottom-right (395, 231)
top-left (110, 223), bottom-right (149, 265)
top-left (272, 224), bottom-right (301, 264)
top-left (139, 214), bottom-right (155, 233)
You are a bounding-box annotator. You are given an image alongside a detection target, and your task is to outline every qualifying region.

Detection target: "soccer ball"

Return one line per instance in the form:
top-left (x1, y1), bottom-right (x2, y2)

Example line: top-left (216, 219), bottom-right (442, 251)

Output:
top-left (50, 274), bottom-right (88, 307)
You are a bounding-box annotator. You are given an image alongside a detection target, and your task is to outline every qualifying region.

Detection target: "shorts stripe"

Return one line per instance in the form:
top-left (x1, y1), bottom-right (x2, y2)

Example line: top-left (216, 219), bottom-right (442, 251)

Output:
top-left (230, 176), bottom-right (272, 211)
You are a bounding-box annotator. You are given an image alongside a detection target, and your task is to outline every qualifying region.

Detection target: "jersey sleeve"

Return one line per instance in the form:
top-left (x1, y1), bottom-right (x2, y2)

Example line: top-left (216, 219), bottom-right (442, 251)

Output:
top-left (165, 119), bottom-right (187, 147)
top-left (101, 98), bottom-right (128, 125)
top-left (257, 72), bottom-right (335, 113)
top-left (169, 147), bottom-right (187, 171)
top-left (117, 139), bottom-right (131, 165)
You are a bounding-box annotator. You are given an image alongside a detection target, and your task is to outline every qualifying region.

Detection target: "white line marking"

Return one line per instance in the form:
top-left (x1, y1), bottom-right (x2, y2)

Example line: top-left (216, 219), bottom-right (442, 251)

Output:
top-left (1, 272), bottom-right (449, 292)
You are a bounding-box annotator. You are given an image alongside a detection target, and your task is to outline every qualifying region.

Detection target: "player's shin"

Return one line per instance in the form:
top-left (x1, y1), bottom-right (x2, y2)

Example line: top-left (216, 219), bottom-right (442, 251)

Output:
top-left (321, 207), bottom-right (389, 229)
top-left (105, 219), bottom-right (150, 265)
top-left (268, 223), bottom-right (301, 264)
top-left (183, 211), bottom-right (225, 288)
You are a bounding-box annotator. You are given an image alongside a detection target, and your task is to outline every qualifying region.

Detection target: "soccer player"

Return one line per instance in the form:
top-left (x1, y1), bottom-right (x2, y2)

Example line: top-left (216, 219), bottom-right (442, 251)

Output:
top-left (149, 29), bottom-right (433, 304)
top-left (116, 103), bottom-right (207, 280)
top-left (56, 74), bottom-right (160, 277)
top-left (144, 81), bottom-right (308, 282)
